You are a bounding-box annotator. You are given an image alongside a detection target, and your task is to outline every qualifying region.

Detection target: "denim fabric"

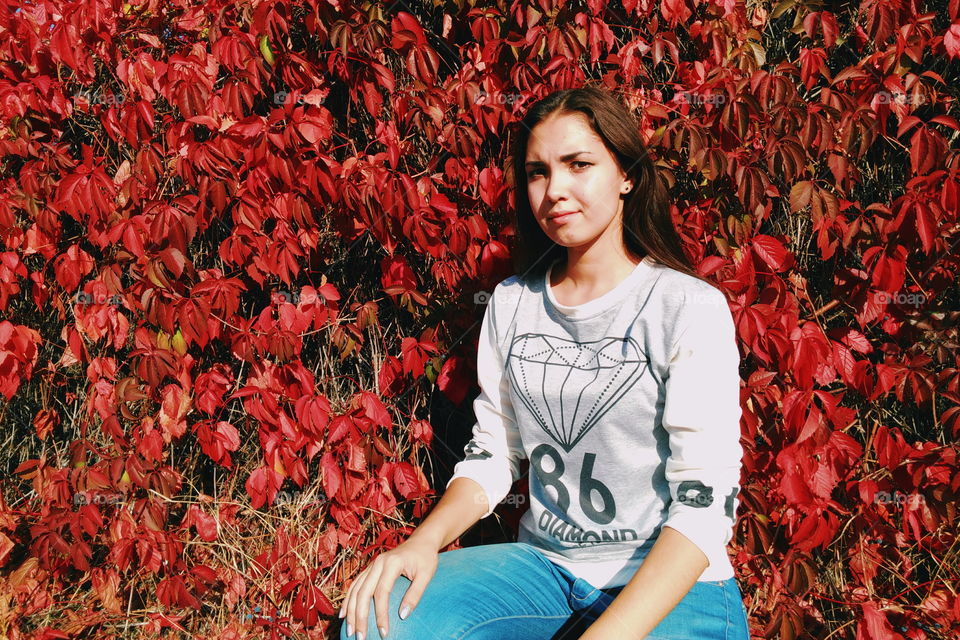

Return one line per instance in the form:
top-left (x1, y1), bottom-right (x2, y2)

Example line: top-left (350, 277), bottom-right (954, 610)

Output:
top-left (339, 542), bottom-right (750, 640)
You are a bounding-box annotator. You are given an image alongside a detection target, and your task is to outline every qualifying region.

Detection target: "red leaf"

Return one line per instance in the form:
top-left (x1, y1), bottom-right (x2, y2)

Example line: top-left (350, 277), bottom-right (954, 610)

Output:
top-left (292, 583), bottom-right (333, 626)
top-left (478, 166), bottom-right (506, 209)
top-left (751, 235), bottom-right (790, 271)
top-left (872, 425), bottom-right (909, 471)
top-left (54, 244), bottom-right (95, 293)
top-left (777, 446), bottom-right (814, 504)
top-left (380, 255), bottom-right (419, 302)
top-left (832, 342), bottom-right (857, 383)
top-left (849, 537), bottom-right (882, 585)
top-left (660, 0), bottom-right (692, 25)
top-left (790, 510), bottom-right (835, 551)
top-left (437, 355), bottom-right (471, 406)
top-left (378, 355), bottom-right (405, 397)
top-left (409, 419), bottom-right (433, 446)
top-left (321, 452), bottom-right (342, 501)
top-left (914, 204), bottom-right (935, 253)
top-left (0, 321), bottom-right (43, 399)
top-left (159, 247), bottom-right (187, 279)
top-left (226, 115), bottom-right (267, 141)
top-left (92, 567), bottom-right (122, 613)
top-left (401, 336), bottom-right (429, 378)
top-left (184, 505), bottom-right (218, 542)
top-left (50, 24), bottom-right (79, 73)
top-left (32, 409), bottom-right (60, 440)
top-left (295, 108), bottom-right (333, 144)
top-left (390, 11), bottom-right (427, 49)
top-left (194, 365), bottom-right (232, 415)
top-left (479, 240), bottom-right (511, 280)
top-left (839, 328), bottom-right (872, 353)
top-left (393, 462), bottom-right (423, 500)
top-left (867, 246), bottom-right (907, 293)
top-left (858, 601), bottom-right (895, 640)
top-left (797, 406), bottom-right (824, 444)
top-left (216, 421), bottom-right (240, 451)
top-left (189, 565), bottom-right (219, 590)
top-left (327, 415), bottom-right (354, 444)
top-left (138, 423), bottom-right (165, 463)
top-left (0, 532), bottom-right (15, 568)
top-left (158, 384), bottom-right (190, 443)
top-left (820, 11), bottom-right (839, 48)
top-left (358, 391), bottom-right (392, 430)
top-left (345, 441), bottom-right (367, 473)
top-left (944, 23), bottom-right (960, 59)
top-left (295, 394), bottom-right (331, 438)
top-left (809, 454), bottom-right (840, 500)
top-left (194, 419), bottom-right (239, 467)
top-left (245, 466), bottom-right (283, 509)
top-left (799, 47), bottom-right (826, 89)
top-left (316, 282), bottom-right (341, 304)
top-left (157, 575), bottom-right (201, 610)
top-left (789, 181), bottom-right (813, 212)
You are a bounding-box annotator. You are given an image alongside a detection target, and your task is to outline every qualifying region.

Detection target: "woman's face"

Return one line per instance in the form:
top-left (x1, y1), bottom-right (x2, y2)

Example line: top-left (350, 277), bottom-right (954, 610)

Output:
top-left (524, 112), bottom-right (634, 258)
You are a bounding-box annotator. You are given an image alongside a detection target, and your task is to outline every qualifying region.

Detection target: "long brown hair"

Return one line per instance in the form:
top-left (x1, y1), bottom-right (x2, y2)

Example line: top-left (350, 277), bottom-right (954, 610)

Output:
top-left (507, 84), bottom-right (704, 284)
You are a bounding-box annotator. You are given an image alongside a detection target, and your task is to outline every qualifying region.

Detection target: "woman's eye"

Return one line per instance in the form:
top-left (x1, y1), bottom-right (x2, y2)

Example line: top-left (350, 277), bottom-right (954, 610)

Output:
top-left (527, 162), bottom-right (590, 179)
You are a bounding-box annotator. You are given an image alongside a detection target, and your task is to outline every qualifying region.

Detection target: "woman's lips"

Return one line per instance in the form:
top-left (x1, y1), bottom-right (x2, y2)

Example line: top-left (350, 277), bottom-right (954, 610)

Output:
top-left (549, 211), bottom-right (578, 223)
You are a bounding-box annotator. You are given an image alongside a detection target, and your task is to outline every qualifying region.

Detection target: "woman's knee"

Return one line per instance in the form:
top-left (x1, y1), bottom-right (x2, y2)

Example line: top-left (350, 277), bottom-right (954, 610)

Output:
top-left (341, 543), bottom-right (563, 640)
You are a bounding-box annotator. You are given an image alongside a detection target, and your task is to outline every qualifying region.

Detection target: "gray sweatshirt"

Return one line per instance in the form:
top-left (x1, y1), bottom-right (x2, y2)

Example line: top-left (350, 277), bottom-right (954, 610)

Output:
top-left (447, 256), bottom-right (743, 587)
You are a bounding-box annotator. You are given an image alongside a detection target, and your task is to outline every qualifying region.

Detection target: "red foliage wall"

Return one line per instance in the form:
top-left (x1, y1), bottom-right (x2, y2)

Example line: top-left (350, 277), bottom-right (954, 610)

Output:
top-left (0, 0), bottom-right (958, 638)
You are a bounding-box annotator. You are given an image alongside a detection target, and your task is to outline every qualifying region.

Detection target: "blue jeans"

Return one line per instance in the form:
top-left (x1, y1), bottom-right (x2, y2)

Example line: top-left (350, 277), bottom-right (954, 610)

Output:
top-left (339, 542), bottom-right (750, 640)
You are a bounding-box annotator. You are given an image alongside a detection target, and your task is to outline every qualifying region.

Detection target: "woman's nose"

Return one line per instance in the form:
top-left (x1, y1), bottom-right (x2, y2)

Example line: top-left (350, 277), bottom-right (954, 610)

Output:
top-left (544, 171), bottom-right (572, 202)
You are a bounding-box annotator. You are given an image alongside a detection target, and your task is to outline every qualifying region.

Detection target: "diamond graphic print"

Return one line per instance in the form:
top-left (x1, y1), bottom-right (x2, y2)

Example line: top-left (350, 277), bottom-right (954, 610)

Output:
top-left (507, 333), bottom-right (649, 452)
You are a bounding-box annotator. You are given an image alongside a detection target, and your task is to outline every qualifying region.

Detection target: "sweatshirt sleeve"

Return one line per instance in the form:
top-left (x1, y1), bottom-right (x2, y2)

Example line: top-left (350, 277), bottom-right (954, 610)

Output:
top-left (445, 284), bottom-right (527, 519)
top-left (660, 284), bottom-right (744, 571)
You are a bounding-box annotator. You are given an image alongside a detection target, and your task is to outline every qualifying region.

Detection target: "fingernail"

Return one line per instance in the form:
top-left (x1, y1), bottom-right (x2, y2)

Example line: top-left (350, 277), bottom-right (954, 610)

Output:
top-left (339, 608), bottom-right (345, 619)
top-left (346, 623), bottom-right (353, 636)
top-left (399, 605), bottom-right (410, 620)
top-left (357, 632), bottom-right (365, 640)
top-left (379, 626), bottom-right (387, 638)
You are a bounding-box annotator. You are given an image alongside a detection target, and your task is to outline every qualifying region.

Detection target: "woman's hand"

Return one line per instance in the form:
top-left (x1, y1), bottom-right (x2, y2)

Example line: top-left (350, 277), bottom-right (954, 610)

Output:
top-left (338, 537), bottom-right (440, 640)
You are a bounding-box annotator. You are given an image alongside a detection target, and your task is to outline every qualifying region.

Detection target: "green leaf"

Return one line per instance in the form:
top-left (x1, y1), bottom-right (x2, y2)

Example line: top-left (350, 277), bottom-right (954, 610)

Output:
top-left (259, 35), bottom-right (275, 66)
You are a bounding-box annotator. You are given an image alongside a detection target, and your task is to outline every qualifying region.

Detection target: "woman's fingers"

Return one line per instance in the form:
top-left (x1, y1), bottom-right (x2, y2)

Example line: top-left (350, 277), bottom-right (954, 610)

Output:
top-left (340, 572), bottom-right (359, 636)
top-left (342, 565), bottom-right (375, 638)
top-left (340, 543), bottom-right (439, 639)
top-left (398, 566), bottom-right (433, 622)
top-left (351, 560), bottom-right (384, 640)
top-left (372, 560), bottom-right (403, 638)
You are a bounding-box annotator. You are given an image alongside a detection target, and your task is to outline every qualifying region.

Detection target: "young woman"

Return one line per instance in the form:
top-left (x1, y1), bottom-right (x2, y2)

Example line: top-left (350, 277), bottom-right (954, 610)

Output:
top-left (338, 86), bottom-right (750, 640)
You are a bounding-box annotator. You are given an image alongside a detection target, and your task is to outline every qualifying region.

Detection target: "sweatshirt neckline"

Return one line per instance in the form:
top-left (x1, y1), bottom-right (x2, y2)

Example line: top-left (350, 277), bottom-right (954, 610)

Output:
top-left (544, 256), bottom-right (654, 319)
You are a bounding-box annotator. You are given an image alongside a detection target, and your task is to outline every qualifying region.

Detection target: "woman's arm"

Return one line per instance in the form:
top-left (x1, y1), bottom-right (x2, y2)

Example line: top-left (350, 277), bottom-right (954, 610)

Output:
top-left (444, 282), bottom-right (527, 518)
top-left (580, 282), bottom-right (744, 639)
top-left (405, 476), bottom-right (492, 551)
top-left (578, 526), bottom-right (708, 640)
